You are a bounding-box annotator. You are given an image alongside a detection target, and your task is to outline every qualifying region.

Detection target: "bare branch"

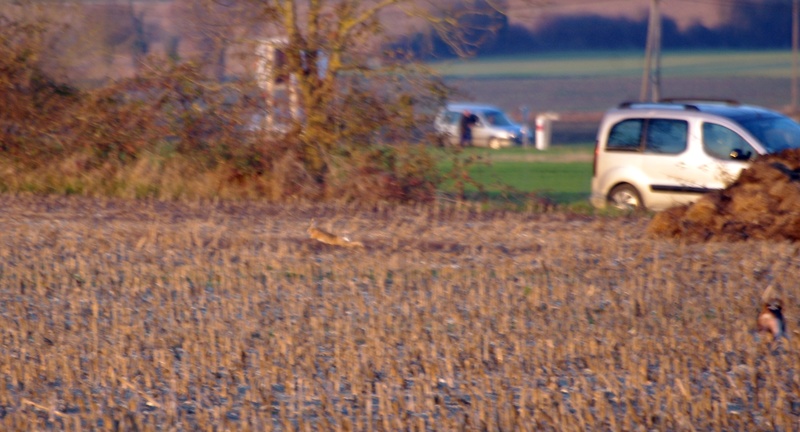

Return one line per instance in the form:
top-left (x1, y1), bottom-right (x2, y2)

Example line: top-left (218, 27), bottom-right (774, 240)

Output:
top-left (339, 0), bottom-right (404, 41)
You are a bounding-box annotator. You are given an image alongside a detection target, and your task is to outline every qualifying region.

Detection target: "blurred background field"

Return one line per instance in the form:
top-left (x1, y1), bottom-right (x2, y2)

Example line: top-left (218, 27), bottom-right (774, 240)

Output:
top-left (434, 50), bottom-right (796, 146)
top-left (432, 51), bottom-right (794, 80)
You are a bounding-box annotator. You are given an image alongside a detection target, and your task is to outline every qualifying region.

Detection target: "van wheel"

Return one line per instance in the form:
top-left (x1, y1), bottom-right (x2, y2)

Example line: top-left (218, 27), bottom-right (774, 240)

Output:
top-left (489, 138), bottom-right (502, 149)
top-left (608, 184), bottom-right (643, 211)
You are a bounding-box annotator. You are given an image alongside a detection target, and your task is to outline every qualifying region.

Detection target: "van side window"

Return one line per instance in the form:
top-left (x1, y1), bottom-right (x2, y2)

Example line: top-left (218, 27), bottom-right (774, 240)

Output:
top-left (702, 123), bottom-right (755, 161)
top-left (446, 111), bottom-right (461, 125)
top-left (607, 119), bottom-right (643, 151)
top-left (645, 119), bottom-right (688, 154)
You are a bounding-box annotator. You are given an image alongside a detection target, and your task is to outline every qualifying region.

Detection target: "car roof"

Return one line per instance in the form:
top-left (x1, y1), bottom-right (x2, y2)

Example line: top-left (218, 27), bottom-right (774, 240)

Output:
top-left (612, 100), bottom-right (783, 122)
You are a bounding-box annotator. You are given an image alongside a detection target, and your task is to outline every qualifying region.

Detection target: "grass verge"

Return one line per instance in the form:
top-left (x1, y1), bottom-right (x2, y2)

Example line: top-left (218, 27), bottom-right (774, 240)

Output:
top-left (437, 144), bottom-right (594, 207)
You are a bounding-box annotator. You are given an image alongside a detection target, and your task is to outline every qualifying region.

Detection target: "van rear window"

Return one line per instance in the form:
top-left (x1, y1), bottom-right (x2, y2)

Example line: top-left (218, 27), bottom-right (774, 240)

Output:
top-left (645, 119), bottom-right (688, 154)
top-left (606, 118), bottom-right (688, 154)
top-left (607, 119), bottom-right (643, 150)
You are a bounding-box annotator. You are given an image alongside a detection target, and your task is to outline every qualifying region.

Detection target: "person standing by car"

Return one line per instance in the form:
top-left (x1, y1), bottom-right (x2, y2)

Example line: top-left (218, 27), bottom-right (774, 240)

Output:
top-left (459, 110), bottom-right (478, 147)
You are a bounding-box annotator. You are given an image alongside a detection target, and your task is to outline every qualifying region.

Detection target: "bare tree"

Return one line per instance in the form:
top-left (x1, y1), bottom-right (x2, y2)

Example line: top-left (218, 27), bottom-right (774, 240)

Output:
top-left (80, 0), bottom-right (163, 77)
top-left (172, 0), bottom-right (262, 81)
top-left (241, 0), bottom-right (508, 183)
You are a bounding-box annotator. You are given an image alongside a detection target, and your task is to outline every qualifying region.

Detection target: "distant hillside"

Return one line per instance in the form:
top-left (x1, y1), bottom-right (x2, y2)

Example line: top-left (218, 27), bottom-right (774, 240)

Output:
top-left (59, 0), bottom-right (788, 82)
top-left (506, 0), bottom-right (725, 31)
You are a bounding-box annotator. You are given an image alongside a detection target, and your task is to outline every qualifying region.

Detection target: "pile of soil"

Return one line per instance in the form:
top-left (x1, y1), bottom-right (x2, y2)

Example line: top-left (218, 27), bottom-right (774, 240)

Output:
top-left (648, 149), bottom-right (800, 242)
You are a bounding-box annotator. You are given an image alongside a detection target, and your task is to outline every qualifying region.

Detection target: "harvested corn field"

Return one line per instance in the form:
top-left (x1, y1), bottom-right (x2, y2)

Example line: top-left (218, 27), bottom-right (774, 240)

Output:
top-left (1, 195), bottom-right (799, 430)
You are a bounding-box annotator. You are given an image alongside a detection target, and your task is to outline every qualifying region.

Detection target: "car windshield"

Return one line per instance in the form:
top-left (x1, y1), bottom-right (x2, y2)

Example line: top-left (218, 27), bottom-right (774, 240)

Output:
top-left (737, 116), bottom-right (800, 154)
top-left (481, 110), bottom-right (514, 127)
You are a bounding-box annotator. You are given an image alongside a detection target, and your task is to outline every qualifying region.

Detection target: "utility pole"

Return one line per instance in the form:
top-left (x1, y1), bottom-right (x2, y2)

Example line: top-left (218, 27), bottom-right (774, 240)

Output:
top-left (640, 0), bottom-right (662, 102)
top-left (793, 0), bottom-right (799, 113)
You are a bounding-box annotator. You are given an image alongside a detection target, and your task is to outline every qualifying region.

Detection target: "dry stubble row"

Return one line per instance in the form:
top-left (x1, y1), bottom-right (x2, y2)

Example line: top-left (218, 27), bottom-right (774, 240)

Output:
top-left (0, 195), bottom-right (798, 430)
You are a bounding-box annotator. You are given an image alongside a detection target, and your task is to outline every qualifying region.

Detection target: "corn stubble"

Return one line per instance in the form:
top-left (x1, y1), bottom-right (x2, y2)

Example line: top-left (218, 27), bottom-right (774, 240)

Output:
top-left (1, 195), bottom-right (799, 430)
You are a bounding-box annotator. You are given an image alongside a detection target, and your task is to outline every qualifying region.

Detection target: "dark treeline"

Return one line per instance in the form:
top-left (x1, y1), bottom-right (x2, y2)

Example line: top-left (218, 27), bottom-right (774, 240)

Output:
top-left (394, 0), bottom-right (793, 58)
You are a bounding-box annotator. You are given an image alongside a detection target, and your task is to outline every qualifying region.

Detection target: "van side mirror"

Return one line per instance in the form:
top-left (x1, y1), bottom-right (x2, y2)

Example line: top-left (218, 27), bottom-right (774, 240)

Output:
top-left (729, 149), bottom-right (752, 161)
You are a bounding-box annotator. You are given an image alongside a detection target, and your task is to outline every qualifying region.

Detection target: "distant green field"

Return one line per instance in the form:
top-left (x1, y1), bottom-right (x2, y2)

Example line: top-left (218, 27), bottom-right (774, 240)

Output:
top-left (438, 145), bottom-right (594, 205)
top-left (430, 50), bottom-right (794, 79)
top-left (431, 50), bottom-right (794, 130)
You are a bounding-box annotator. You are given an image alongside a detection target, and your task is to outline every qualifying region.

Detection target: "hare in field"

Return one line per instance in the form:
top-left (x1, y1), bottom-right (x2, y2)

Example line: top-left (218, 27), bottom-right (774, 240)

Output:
top-left (307, 219), bottom-right (364, 248)
top-left (757, 285), bottom-right (786, 342)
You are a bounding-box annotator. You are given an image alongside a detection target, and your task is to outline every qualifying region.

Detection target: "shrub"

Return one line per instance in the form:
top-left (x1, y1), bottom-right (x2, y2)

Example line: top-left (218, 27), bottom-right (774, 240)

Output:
top-left (0, 12), bottom-right (79, 165)
top-left (0, 54), bottom-right (451, 203)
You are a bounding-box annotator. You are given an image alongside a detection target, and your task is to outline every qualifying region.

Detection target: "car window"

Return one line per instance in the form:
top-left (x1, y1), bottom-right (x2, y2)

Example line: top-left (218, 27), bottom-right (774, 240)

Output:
top-left (702, 123), bottom-right (755, 161)
top-left (482, 110), bottom-right (513, 126)
top-left (607, 119), bottom-right (643, 151)
top-left (645, 119), bottom-right (687, 154)
top-left (445, 111), bottom-right (461, 125)
top-left (737, 116), bottom-right (800, 153)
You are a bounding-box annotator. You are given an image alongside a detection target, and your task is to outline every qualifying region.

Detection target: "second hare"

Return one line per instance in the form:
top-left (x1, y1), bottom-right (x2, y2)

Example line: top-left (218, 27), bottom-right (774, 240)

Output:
top-left (757, 285), bottom-right (787, 342)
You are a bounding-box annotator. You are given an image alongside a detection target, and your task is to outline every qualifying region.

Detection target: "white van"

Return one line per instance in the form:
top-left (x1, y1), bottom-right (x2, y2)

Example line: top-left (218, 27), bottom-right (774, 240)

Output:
top-left (434, 103), bottom-right (531, 149)
top-left (591, 100), bottom-right (800, 211)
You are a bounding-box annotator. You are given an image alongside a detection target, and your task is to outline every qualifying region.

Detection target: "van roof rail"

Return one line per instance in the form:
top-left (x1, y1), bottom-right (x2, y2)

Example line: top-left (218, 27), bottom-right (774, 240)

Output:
top-left (618, 98), bottom-right (740, 112)
top-left (617, 101), bottom-right (699, 111)
top-left (660, 97), bottom-right (740, 105)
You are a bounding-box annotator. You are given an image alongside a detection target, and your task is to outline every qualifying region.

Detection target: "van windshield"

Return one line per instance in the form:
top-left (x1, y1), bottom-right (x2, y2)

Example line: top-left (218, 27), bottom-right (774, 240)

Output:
top-left (482, 110), bottom-right (514, 127)
top-left (737, 116), bottom-right (800, 154)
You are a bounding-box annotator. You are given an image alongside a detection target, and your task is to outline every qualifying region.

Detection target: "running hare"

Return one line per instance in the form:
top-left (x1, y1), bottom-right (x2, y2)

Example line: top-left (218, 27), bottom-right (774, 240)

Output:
top-left (307, 220), bottom-right (364, 248)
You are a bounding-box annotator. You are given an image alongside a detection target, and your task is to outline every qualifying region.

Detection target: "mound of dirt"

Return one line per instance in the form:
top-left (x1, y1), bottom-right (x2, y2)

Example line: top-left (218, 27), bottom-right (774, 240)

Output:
top-left (648, 149), bottom-right (800, 242)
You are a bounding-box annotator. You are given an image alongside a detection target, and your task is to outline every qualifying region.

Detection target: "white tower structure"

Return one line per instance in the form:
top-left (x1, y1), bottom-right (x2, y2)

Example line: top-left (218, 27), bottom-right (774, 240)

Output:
top-left (254, 37), bottom-right (300, 131)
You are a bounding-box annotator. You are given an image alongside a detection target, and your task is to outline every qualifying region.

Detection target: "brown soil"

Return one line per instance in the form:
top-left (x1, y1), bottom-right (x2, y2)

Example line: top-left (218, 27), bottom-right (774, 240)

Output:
top-left (649, 148), bottom-right (800, 242)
